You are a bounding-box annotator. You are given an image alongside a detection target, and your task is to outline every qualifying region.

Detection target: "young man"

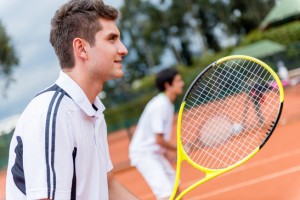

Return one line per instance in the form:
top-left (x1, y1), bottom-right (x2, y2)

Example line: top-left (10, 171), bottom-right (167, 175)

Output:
top-left (6, 0), bottom-right (138, 199)
top-left (129, 68), bottom-right (185, 200)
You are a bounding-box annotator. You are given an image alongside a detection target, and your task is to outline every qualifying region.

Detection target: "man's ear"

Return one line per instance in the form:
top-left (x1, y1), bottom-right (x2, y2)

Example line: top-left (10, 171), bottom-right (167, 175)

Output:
top-left (73, 38), bottom-right (88, 60)
top-left (164, 82), bottom-right (171, 90)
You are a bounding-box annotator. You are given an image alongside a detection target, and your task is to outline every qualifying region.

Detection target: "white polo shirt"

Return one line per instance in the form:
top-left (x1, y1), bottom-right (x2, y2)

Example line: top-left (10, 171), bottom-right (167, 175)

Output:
top-left (129, 93), bottom-right (174, 165)
top-left (6, 71), bottom-right (113, 200)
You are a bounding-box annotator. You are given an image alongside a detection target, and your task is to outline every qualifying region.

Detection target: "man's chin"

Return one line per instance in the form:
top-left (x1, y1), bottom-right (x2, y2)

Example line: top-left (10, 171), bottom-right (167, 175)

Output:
top-left (110, 72), bottom-right (124, 80)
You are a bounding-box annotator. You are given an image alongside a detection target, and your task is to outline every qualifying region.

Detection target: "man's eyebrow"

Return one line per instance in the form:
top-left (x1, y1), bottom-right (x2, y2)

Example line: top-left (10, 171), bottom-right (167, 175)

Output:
top-left (107, 32), bottom-right (119, 38)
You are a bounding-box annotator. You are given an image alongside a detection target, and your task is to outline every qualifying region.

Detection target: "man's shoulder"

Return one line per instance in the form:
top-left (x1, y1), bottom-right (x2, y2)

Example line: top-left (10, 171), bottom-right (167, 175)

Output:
top-left (148, 94), bottom-right (171, 108)
top-left (20, 86), bottom-right (76, 122)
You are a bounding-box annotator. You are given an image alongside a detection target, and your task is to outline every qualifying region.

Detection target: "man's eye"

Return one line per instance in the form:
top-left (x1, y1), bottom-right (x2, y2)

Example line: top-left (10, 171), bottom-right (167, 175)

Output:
top-left (109, 36), bottom-right (117, 41)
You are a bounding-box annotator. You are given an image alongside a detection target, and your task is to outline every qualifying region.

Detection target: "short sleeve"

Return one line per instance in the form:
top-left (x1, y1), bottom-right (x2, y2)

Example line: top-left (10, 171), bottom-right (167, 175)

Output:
top-left (150, 102), bottom-right (167, 135)
top-left (22, 114), bottom-right (75, 199)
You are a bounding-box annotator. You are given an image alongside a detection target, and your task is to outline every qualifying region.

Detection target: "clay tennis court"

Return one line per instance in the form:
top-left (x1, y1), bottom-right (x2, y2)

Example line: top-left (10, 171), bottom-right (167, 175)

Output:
top-left (110, 83), bottom-right (300, 200)
top-left (0, 83), bottom-right (300, 199)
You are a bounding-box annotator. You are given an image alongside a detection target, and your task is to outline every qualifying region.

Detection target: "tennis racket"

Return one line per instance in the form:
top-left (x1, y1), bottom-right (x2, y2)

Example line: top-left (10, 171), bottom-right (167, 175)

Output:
top-left (170, 55), bottom-right (284, 199)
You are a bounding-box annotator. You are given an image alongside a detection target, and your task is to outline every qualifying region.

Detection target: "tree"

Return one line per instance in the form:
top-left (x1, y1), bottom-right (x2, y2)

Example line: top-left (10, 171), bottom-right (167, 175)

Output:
top-left (226, 0), bottom-right (276, 36)
top-left (104, 0), bottom-right (276, 108)
top-left (0, 20), bottom-right (19, 95)
top-left (119, 0), bottom-right (171, 80)
top-left (119, 0), bottom-right (275, 83)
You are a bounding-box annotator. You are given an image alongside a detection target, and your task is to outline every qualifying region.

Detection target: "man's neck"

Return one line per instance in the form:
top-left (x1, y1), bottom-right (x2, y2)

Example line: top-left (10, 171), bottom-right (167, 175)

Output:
top-left (63, 69), bottom-right (103, 103)
top-left (163, 91), bottom-right (176, 103)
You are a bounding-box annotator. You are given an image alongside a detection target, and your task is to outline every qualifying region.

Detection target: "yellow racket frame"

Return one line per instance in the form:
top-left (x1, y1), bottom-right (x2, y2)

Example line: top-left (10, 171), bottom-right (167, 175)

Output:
top-left (170, 55), bottom-right (284, 200)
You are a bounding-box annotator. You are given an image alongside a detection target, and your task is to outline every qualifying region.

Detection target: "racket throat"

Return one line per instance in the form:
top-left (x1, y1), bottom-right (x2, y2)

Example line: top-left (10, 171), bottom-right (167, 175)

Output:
top-left (175, 170), bottom-right (223, 200)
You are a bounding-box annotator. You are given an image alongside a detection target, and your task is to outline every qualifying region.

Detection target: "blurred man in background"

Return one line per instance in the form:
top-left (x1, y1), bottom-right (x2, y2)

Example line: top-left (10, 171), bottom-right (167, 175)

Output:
top-left (129, 68), bottom-right (184, 200)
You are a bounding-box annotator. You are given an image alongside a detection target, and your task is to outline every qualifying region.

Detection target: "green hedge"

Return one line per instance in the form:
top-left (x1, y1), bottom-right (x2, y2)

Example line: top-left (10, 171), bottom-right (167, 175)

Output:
top-left (105, 91), bottom-right (155, 132)
top-left (238, 21), bottom-right (300, 70)
top-left (0, 133), bottom-right (12, 170)
top-left (241, 21), bottom-right (300, 46)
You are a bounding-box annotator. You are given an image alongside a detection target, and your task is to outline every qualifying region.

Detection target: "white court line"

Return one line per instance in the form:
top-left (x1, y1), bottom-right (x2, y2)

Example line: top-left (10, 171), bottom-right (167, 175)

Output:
top-left (182, 148), bottom-right (300, 188)
top-left (229, 148), bottom-right (300, 174)
top-left (189, 165), bottom-right (300, 200)
top-left (140, 149), bottom-right (300, 200)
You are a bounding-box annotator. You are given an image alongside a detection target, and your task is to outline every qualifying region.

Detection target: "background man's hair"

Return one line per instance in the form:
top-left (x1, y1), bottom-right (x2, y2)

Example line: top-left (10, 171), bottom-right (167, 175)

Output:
top-left (156, 67), bottom-right (179, 92)
top-left (50, 0), bottom-right (119, 69)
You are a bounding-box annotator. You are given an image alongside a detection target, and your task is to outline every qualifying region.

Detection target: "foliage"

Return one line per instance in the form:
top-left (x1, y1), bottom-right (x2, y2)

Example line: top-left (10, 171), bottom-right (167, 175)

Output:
top-left (241, 21), bottom-right (300, 46)
top-left (105, 19), bottom-right (300, 132)
top-left (105, 50), bottom-right (233, 132)
top-left (103, 0), bottom-right (300, 132)
top-left (0, 20), bottom-right (19, 94)
top-left (118, 0), bottom-right (275, 81)
top-left (239, 21), bottom-right (300, 70)
top-left (102, 0), bottom-right (276, 111)
top-left (226, 0), bottom-right (275, 34)
top-left (105, 91), bottom-right (155, 132)
top-left (0, 132), bottom-right (13, 170)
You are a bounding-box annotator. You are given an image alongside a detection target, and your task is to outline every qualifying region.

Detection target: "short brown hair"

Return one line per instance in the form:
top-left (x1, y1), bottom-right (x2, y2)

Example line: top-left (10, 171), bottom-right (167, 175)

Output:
top-left (156, 68), bottom-right (179, 92)
top-left (49, 0), bottom-right (119, 69)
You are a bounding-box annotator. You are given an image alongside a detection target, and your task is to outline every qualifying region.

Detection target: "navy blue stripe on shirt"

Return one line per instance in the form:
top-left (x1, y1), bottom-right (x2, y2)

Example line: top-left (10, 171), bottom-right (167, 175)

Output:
top-left (11, 136), bottom-right (26, 195)
top-left (51, 90), bottom-right (65, 199)
top-left (36, 84), bottom-right (71, 98)
top-left (44, 86), bottom-right (67, 199)
top-left (45, 90), bottom-right (60, 198)
top-left (71, 147), bottom-right (77, 200)
top-left (92, 103), bottom-right (98, 111)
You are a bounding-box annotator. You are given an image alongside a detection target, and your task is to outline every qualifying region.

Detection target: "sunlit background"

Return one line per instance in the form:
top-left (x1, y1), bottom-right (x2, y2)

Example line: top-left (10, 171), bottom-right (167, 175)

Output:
top-left (1, 0), bottom-right (300, 198)
top-left (1, 0), bottom-right (299, 130)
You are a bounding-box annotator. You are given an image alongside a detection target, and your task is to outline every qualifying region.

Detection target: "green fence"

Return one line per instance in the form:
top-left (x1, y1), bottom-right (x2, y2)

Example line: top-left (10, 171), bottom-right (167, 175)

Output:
top-left (0, 159), bottom-right (7, 171)
top-left (0, 133), bottom-right (12, 171)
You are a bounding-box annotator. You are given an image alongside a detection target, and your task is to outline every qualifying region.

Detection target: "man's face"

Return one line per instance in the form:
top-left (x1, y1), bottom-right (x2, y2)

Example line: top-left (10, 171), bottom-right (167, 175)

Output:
top-left (86, 18), bottom-right (128, 83)
top-left (169, 74), bottom-right (185, 96)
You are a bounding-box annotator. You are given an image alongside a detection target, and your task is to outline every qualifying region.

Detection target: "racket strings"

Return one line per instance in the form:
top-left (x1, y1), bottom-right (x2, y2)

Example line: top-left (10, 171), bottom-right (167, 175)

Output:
top-left (184, 62), bottom-right (262, 142)
top-left (183, 103), bottom-right (260, 167)
top-left (204, 86), bottom-right (274, 166)
top-left (183, 101), bottom-right (250, 167)
top-left (187, 60), bottom-right (277, 132)
top-left (181, 58), bottom-right (281, 169)
top-left (183, 104), bottom-right (257, 167)
top-left (218, 62), bottom-right (273, 131)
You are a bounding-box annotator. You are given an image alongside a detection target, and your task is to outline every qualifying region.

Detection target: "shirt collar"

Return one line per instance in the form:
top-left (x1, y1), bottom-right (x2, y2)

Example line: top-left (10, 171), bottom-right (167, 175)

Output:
top-left (55, 71), bottom-right (105, 117)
